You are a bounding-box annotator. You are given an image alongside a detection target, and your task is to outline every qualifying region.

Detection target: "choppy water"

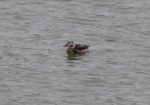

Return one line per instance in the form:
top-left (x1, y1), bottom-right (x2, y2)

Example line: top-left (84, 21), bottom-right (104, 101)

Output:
top-left (0, 0), bottom-right (150, 105)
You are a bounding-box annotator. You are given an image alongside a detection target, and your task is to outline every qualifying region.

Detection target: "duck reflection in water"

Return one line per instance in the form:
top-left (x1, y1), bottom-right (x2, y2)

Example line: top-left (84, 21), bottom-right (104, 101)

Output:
top-left (67, 53), bottom-right (86, 60)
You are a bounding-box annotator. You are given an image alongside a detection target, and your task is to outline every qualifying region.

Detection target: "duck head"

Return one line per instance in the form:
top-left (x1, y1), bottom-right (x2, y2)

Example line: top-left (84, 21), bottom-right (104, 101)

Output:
top-left (63, 41), bottom-right (74, 47)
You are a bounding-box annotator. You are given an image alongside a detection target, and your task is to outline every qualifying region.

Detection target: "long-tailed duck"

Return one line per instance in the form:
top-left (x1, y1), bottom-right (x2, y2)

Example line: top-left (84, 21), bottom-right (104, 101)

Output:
top-left (63, 41), bottom-right (89, 53)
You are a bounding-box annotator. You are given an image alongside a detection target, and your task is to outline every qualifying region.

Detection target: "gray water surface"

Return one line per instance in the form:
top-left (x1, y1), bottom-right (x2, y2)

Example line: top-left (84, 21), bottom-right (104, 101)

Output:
top-left (0, 0), bottom-right (150, 105)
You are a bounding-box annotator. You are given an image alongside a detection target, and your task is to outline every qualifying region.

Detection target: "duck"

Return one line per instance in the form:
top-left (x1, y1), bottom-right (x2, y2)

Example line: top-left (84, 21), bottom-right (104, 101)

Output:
top-left (63, 41), bottom-right (89, 53)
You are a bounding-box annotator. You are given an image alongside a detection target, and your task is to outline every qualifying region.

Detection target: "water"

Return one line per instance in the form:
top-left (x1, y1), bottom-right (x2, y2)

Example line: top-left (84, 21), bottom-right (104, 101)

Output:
top-left (0, 0), bottom-right (150, 105)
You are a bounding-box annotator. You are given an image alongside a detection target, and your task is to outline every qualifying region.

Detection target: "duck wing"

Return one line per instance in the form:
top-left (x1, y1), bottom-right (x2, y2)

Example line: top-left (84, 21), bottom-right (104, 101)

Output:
top-left (75, 44), bottom-right (89, 50)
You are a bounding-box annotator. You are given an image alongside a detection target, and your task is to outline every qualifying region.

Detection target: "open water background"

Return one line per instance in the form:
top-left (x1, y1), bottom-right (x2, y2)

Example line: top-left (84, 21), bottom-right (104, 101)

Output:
top-left (0, 0), bottom-right (150, 105)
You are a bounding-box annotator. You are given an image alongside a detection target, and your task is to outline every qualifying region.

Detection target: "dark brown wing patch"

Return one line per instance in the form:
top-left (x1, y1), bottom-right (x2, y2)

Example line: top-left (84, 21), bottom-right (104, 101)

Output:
top-left (75, 44), bottom-right (89, 50)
